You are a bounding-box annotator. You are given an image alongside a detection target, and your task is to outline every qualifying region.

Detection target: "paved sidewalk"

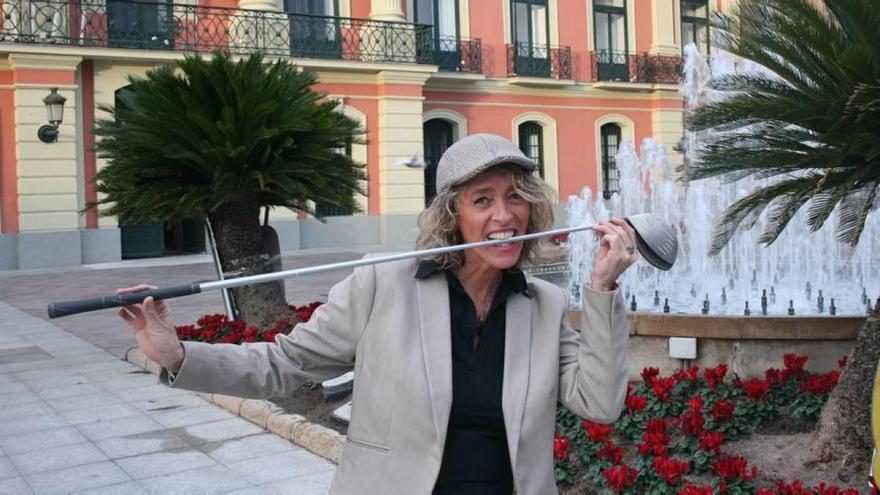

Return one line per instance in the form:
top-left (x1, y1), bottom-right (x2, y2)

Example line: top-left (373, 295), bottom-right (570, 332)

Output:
top-left (0, 300), bottom-right (336, 494)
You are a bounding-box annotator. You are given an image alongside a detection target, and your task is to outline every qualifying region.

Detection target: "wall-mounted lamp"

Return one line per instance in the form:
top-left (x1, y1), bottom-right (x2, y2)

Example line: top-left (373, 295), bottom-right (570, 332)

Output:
top-left (37, 88), bottom-right (66, 143)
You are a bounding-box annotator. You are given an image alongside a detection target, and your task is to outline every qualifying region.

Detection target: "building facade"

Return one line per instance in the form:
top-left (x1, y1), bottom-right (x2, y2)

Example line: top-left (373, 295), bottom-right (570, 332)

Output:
top-left (0, 0), bottom-right (731, 269)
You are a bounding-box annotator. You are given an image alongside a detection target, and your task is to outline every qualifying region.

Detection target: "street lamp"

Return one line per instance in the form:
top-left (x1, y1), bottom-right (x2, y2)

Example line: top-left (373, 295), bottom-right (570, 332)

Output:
top-left (37, 88), bottom-right (66, 143)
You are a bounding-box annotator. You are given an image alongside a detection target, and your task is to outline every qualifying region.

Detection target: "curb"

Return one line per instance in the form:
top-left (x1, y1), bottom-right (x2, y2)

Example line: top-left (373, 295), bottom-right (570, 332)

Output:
top-left (123, 346), bottom-right (345, 464)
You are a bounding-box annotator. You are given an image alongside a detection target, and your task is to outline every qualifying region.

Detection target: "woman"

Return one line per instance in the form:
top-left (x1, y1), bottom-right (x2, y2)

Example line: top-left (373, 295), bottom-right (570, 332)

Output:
top-left (118, 133), bottom-right (637, 494)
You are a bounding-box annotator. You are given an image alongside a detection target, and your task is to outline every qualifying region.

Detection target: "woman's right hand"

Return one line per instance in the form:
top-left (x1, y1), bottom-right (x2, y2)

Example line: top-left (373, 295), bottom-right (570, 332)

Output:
top-left (117, 285), bottom-right (185, 372)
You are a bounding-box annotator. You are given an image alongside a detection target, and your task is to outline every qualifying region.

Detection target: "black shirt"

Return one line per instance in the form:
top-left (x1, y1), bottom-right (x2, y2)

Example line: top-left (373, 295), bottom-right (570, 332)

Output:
top-left (415, 261), bottom-right (532, 495)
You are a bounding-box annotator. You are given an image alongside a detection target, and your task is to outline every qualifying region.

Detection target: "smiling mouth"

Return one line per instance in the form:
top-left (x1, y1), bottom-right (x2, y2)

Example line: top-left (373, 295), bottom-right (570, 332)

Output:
top-left (487, 231), bottom-right (517, 247)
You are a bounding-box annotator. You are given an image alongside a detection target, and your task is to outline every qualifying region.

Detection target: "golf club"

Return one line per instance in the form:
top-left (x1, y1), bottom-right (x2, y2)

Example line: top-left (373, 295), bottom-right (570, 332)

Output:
top-left (47, 213), bottom-right (677, 319)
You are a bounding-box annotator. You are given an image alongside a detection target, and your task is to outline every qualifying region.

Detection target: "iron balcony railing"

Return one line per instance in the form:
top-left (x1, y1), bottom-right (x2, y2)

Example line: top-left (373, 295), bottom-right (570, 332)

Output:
top-left (591, 50), bottom-right (683, 84)
top-left (506, 42), bottom-right (571, 80)
top-left (0, 0), bottom-right (441, 65)
top-left (433, 35), bottom-right (480, 73)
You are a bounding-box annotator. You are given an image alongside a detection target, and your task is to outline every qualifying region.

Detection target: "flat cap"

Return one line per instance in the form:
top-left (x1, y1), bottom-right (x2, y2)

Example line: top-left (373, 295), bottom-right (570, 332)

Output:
top-left (435, 133), bottom-right (537, 193)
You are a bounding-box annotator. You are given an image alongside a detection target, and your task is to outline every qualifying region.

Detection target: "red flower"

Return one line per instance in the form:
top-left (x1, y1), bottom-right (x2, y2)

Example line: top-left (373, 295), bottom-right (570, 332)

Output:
top-left (755, 489), bottom-right (776, 495)
top-left (679, 485), bottom-right (713, 495)
top-left (765, 367), bottom-right (783, 384)
top-left (814, 482), bottom-right (859, 495)
top-left (713, 455), bottom-right (757, 481)
top-left (583, 420), bottom-right (613, 442)
top-left (202, 329), bottom-right (216, 342)
top-left (639, 418), bottom-right (670, 457)
top-left (642, 367), bottom-right (661, 385)
top-left (626, 394), bottom-right (648, 414)
top-left (688, 394), bottom-right (703, 413)
top-left (783, 353), bottom-right (808, 379)
top-left (711, 399), bottom-right (736, 423)
top-left (653, 456), bottom-right (689, 485)
top-left (698, 431), bottom-right (725, 453)
top-left (741, 378), bottom-right (771, 400)
top-left (652, 377), bottom-right (677, 402)
top-left (553, 432), bottom-right (568, 460)
top-left (703, 364), bottom-right (728, 390)
top-left (838, 356), bottom-right (848, 368)
top-left (597, 441), bottom-right (624, 463)
top-left (800, 371), bottom-right (840, 395)
top-left (679, 412), bottom-right (705, 436)
top-left (773, 480), bottom-right (810, 495)
top-left (603, 464), bottom-right (638, 492)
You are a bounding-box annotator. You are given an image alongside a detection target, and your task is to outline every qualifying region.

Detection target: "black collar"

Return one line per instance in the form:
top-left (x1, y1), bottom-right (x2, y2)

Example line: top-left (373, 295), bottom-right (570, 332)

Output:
top-left (415, 260), bottom-right (533, 298)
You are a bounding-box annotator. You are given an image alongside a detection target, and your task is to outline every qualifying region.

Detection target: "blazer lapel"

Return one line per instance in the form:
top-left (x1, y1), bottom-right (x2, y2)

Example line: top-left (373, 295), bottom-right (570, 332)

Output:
top-left (416, 274), bottom-right (453, 441)
top-left (502, 291), bottom-right (532, 468)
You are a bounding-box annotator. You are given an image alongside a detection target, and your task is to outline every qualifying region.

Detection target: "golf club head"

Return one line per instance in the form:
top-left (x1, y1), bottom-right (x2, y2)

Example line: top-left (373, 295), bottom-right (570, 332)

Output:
top-left (625, 213), bottom-right (678, 271)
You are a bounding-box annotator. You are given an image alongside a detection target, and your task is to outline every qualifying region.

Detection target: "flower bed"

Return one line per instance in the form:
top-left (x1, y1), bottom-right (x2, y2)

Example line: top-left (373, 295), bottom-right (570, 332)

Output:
top-left (554, 354), bottom-right (856, 494)
top-left (174, 302), bottom-right (322, 344)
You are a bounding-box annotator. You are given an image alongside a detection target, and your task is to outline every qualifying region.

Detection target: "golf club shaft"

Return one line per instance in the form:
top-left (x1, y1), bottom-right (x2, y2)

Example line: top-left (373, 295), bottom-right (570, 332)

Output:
top-left (47, 224), bottom-right (597, 319)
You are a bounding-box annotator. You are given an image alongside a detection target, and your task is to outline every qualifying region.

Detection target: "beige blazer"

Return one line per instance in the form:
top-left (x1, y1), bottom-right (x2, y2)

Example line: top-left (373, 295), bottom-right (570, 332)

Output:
top-left (166, 257), bottom-right (629, 494)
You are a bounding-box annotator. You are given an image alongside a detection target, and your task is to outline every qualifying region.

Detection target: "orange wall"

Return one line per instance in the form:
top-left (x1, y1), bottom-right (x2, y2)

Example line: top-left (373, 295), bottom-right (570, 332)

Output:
top-left (469, 0), bottom-right (508, 78)
top-left (558, 0), bottom-right (590, 82)
top-left (0, 83), bottom-right (17, 233)
top-left (634, 0), bottom-right (653, 53)
top-left (424, 91), bottom-right (657, 199)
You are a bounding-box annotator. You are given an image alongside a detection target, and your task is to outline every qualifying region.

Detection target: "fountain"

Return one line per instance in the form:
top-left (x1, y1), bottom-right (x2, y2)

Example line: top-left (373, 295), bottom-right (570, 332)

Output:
top-left (564, 45), bottom-right (879, 317)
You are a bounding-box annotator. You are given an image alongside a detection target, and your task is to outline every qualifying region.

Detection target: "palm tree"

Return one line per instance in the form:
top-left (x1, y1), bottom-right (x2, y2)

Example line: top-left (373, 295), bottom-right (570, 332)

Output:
top-left (684, 0), bottom-right (880, 480)
top-left (91, 52), bottom-right (366, 329)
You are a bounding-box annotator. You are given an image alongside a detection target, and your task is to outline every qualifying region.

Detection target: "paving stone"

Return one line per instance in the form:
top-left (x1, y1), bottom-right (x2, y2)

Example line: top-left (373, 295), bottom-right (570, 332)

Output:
top-left (150, 404), bottom-right (235, 429)
top-left (0, 413), bottom-right (69, 436)
top-left (93, 430), bottom-right (189, 459)
top-left (59, 403), bottom-right (142, 426)
top-left (226, 449), bottom-right (335, 485)
top-left (196, 433), bottom-right (300, 464)
top-left (47, 391), bottom-right (126, 411)
top-left (0, 390), bottom-right (42, 406)
top-left (72, 481), bottom-right (147, 495)
top-left (0, 400), bottom-right (54, 421)
top-left (0, 426), bottom-right (88, 455)
top-left (137, 464), bottom-right (252, 494)
top-left (18, 373), bottom-right (91, 390)
top-left (0, 456), bottom-right (20, 480)
top-left (98, 375), bottom-right (160, 392)
top-left (114, 384), bottom-right (191, 402)
top-left (77, 415), bottom-right (165, 441)
top-left (25, 460), bottom-right (131, 495)
top-left (0, 380), bottom-right (28, 395)
top-left (0, 476), bottom-right (33, 495)
top-left (9, 442), bottom-right (109, 475)
top-left (131, 392), bottom-right (208, 413)
top-left (114, 447), bottom-right (220, 480)
top-left (237, 469), bottom-right (336, 495)
top-left (174, 417), bottom-right (266, 446)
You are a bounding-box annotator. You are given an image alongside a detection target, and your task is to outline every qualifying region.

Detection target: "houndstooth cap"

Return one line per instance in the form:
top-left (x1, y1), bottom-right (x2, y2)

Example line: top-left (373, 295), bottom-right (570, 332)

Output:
top-left (436, 133), bottom-right (537, 193)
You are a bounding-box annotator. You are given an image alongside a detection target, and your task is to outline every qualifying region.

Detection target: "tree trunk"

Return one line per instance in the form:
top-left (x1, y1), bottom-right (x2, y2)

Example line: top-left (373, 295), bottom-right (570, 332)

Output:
top-left (209, 198), bottom-right (291, 329)
top-left (808, 305), bottom-right (880, 483)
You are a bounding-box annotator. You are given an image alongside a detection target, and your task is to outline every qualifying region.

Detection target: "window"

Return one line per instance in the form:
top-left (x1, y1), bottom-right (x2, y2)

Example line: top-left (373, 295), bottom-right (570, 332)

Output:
top-left (600, 123), bottom-right (621, 199)
top-left (286, 0), bottom-right (341, 58)
top-left (415, 0), bottom-right (461, 70)
top-left (423, 119), bottom-right (454, 205)
top-left (593, 0), bottom-right (628, 81)
top-left (681, 0), bottom-right (709, 56)
top-left (107, 0), bottom-right (174, 50)
top-left (316, 139), bottom-right (354, 217)
top-left (518, 122), bottom-right (545, 179)
top-left (511, 0), bottom-right (550, 76)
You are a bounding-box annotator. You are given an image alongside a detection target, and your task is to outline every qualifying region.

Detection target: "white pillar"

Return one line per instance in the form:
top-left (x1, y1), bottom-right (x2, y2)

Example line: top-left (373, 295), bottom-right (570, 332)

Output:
top-left (370, 0), bottom-right (405, 21)
top-left (650, 0), bottom-right (679, 56)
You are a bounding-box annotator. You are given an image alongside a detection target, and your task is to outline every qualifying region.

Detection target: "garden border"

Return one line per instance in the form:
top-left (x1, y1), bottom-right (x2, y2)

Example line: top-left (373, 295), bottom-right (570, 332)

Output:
top-left (123, 346), bottom-right (344, 464)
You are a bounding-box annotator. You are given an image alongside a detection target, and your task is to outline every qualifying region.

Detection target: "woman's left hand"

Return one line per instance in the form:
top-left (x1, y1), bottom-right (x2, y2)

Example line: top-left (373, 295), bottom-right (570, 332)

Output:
top-left (589, 218), bottom-right (639, 291)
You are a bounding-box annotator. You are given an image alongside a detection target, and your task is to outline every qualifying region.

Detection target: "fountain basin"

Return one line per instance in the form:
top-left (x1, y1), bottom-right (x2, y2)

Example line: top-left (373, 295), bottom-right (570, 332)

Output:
top-left (569, 310), bottom-right (864, 380)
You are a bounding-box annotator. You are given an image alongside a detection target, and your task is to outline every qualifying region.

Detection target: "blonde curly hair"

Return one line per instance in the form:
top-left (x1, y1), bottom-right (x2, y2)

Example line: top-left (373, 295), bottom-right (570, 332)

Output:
top-left (415, 164), bottom-right (557, 270)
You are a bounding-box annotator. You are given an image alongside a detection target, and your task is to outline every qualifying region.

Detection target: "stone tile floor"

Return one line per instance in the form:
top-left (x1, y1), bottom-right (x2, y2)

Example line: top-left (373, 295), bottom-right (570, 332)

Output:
top-left (0, 300), bottom-right (336, 494)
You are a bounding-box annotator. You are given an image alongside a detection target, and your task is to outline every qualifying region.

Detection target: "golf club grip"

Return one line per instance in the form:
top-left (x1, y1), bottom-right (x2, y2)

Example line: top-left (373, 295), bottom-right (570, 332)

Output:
top-left (47, 283), bottom-right (202, 319)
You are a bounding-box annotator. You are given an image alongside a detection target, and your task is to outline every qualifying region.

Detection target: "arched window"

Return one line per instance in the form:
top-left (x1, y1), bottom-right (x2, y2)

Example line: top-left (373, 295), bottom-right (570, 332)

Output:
top-left (315, 138), bottom-right (354, 217)
top-left (681, 0), bottom-right (709, 56)
top-left (423, 118), bottom-right (455, 205)
top-left (518, 121), bottom-right (544, 179)
top-left (600, 123), bottom-right (621, 199)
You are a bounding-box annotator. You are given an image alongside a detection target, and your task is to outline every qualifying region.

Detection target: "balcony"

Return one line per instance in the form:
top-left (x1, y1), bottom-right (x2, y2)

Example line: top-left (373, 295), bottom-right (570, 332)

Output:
top-left (433, 35), bottom-right (481, 73)
top-left (591, 50), bottom-right (683, 84)
top-left (0, 0), bottom-right (448, 67)
top-left (506, 42), bottom-right (571, 80)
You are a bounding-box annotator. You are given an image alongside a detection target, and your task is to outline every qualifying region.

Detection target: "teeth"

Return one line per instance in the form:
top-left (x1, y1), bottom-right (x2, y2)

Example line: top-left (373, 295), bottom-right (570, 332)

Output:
top-left (487, 231), bottom-right (515, 240)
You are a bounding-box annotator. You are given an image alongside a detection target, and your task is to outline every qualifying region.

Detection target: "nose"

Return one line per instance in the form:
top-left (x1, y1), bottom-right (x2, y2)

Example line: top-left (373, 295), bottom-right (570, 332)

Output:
top-left (492, 198), bottom-right (515, 223)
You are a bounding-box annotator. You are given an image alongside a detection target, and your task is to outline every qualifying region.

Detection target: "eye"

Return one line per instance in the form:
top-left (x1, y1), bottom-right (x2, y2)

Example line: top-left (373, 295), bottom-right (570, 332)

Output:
top-left (474, 196), bottom-right (491, 205)
top-left (509, 192), bottom-right (525, 201)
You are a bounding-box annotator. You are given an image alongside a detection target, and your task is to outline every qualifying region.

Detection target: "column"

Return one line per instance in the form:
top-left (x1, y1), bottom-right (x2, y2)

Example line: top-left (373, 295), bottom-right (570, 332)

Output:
top-left (370, 0), bottom-right (405, 21)
top-left (375, 70), bottom-right (430, 214)
top-left (650, 0), bottom-right (679, 56)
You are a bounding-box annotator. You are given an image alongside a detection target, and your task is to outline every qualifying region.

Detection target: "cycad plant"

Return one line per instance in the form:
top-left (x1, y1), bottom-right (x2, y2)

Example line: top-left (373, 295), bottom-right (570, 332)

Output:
top-left (91, 51), bottom-right (365, 328)
top-left (684, 0), bottom-right (880, 480)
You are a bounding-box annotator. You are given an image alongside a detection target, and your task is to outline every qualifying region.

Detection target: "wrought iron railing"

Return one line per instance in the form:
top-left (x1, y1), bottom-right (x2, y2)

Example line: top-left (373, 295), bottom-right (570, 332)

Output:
top-left (0, 0), bottom-right (435, 65)
top-left (431, 35), bottom-right (480, 73)
top-left (591, 50), bottom-right (683, 84)
top-left (506, 42), bottom-right (571, 80)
